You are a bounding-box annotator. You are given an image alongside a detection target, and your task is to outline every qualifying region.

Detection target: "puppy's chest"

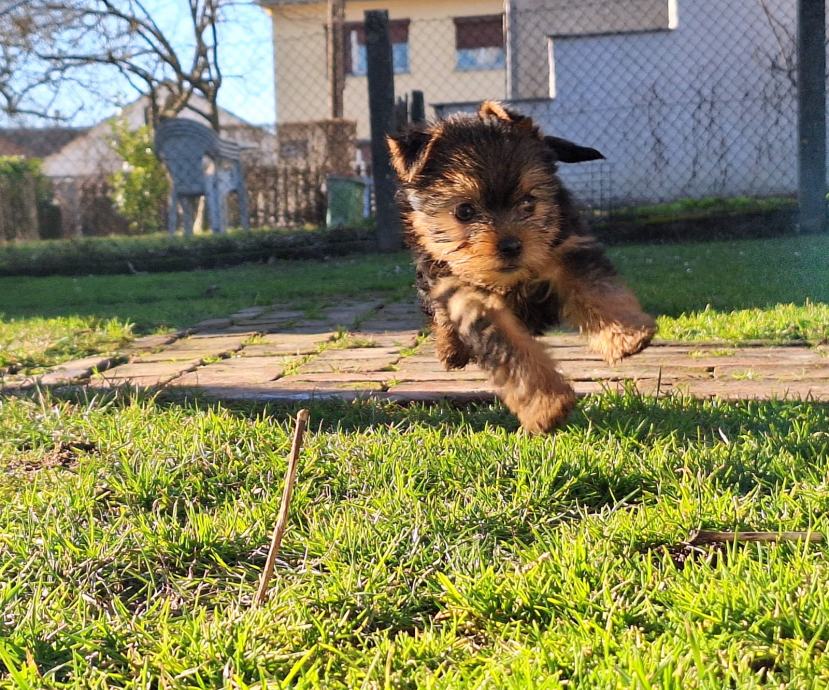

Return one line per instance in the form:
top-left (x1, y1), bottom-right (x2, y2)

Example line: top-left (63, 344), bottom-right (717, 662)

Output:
top-left (506, 281), bottom-right (562, 335)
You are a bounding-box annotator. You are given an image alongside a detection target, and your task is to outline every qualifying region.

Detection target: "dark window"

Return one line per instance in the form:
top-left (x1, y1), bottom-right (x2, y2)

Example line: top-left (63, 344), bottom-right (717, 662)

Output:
top-left (344, 19), bottom-right (410, 76)
top-left (454, 15), bottom-right (505, 71)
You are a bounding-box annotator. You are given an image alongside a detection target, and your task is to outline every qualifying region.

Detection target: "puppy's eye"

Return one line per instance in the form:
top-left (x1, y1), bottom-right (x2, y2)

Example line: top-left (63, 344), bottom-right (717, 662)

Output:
top-left (454, 203), bottom-right (476, 223)
top-left (519, 197), bottom-right (536, 215)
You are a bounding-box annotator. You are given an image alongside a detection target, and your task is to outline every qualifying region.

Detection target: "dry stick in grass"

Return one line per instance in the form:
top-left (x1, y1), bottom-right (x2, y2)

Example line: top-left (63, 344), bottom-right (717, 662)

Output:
top-left (687, 530), bottom-right (825, 545)
top-left (254, 409), bottom-right (311, 607)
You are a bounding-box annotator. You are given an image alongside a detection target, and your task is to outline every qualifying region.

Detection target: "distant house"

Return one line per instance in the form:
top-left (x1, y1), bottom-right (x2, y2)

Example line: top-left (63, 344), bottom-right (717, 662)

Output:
top-left (259, 0), bottom-right (507, 142)
top-left (261, 0), bottom-right (806, 206)
top-left (0, 95), bottom-right (278, 237)
top-left (0, 127), bottom-right (90, 160)
top-left (433, 0), bottom-right (805, 205)
top-left (36, 95), bottom-right (278, 179)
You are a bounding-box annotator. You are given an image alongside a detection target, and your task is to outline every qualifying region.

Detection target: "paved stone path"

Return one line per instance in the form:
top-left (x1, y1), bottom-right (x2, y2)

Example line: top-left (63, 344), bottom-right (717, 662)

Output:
top-left (5, 297), bottom-right (829, 403)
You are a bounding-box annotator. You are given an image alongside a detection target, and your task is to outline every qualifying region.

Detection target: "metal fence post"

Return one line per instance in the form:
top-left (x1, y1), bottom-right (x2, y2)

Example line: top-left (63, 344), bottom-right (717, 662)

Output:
top-left (797, 0), bottom-right (826, 233)
top-left (365, 9), bottom-right (403, 251)
top-left (410, 90), bottom-right (426, 124)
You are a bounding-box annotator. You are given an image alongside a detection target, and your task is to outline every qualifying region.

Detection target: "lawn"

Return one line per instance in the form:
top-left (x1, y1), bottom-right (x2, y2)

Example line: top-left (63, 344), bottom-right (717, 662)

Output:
top-left (0, 393), bottom-right (827, 688)
top-left (1, 234), bottom-right (828, 374)
top-left (1, 233), bottom-right (829, 686)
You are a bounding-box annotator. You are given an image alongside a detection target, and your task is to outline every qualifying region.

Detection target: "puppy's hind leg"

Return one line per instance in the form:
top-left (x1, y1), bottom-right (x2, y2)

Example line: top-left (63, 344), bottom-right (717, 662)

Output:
top-left (433, 277), bottom-right (575, 434)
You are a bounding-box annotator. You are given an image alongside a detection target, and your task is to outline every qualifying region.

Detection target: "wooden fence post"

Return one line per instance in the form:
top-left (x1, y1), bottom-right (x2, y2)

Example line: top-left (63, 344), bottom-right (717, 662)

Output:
top-left (797, 0), bottom-right (826, 233)
top-left (365, 9), bottom-right (402, 251)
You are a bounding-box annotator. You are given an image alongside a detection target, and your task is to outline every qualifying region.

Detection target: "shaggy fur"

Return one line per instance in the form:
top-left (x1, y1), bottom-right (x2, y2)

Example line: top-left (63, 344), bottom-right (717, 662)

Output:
top-left (387, 101), bottom-right (655, 433)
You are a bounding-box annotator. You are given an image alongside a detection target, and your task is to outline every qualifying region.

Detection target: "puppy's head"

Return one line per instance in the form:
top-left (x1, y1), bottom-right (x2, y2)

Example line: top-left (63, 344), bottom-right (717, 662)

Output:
top-left (387, 101), bottom-right (603, 291)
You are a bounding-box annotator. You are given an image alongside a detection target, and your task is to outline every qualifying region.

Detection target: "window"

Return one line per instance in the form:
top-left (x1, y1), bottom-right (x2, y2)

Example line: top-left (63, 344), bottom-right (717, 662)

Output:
top-left (454, 15), bottom-right (505, 71)
top-left (344, 20), bottom-right (410, 76)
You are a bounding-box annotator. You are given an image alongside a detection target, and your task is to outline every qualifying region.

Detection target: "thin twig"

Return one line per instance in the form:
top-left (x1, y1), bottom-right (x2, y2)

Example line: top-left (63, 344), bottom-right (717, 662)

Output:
top-left (254, 409), bottom-right (310, 607)
top-left (687, 529), bottom-right (824, 545)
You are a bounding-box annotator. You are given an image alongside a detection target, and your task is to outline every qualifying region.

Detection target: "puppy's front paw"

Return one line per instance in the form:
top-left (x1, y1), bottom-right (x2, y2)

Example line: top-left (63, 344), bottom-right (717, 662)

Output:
top-left (435, 332), bottom-right (471, 370)
top-left (589, 315), bottom-right (656, 364)
top-left (516, 386), bottom-right (577, 435)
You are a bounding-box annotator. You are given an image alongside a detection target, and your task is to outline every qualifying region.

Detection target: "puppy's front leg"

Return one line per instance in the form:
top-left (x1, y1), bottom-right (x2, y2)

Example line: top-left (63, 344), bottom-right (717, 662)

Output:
top-left (552, 235), bottom-right (656, 364)
top-left (433, 278), bottom-right (575, 434)
top-left (432, 307), bottom-right (471, 370)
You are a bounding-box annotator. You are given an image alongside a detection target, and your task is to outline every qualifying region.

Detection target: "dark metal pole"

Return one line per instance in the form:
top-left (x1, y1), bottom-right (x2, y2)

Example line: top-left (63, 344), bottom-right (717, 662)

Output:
top-left (410, 90), bottom-right (426, 124)
top-left (797, 0), bottom-right (826, 233)
top-left (365, 10), bottom-right (402, 251)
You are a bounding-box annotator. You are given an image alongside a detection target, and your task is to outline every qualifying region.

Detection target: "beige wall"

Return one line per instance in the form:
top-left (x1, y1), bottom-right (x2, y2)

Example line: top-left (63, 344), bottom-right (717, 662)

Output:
top-left (269, 0), bottom-right (506, 139)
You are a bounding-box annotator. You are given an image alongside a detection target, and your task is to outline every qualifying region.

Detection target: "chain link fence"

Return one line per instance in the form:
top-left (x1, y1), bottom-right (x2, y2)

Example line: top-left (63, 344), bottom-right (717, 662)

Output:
top-left (0, 0), bottom-right (824, 241)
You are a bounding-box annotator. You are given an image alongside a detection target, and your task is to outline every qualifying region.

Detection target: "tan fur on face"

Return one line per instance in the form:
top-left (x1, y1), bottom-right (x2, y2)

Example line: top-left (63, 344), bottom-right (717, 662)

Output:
top-left (407, 165), bottom-right (563, 292)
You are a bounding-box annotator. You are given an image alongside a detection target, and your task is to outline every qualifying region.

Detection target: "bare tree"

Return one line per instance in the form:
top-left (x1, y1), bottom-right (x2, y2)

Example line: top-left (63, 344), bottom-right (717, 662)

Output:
top-left (0, 0), bottom-right (236, 130)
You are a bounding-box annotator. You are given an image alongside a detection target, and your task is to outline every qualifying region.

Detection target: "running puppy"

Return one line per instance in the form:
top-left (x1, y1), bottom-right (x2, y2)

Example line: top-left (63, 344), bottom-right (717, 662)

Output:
top-left (387, 101), bottom-right (655, 433)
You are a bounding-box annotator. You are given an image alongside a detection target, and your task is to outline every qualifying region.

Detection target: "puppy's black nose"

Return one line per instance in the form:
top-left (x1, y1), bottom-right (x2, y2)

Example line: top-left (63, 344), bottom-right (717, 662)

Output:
top-left (497, 236), bottom-right (523, 259)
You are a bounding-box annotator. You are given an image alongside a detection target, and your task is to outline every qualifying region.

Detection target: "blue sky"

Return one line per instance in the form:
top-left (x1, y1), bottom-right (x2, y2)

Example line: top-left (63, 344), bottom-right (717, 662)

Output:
top-left (4, 0), bottom-right (276, 128)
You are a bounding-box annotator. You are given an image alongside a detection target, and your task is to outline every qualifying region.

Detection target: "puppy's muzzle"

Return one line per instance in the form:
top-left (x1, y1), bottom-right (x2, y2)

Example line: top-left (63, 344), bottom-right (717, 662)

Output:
top-left (497, 236), bottom-right (523, 260)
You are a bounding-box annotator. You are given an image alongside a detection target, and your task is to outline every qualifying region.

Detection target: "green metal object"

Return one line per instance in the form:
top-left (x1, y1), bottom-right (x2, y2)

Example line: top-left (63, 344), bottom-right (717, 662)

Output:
top-left (326, 176), bottom-right (366, 229)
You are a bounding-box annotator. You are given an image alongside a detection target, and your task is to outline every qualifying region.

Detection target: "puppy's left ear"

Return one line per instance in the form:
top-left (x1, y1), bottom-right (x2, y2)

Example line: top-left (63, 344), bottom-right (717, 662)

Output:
top-left (386, 127), bottom-right (436, 183)
top-left (478, 100), bottom-right (535, 132)
top-left (544, 135), bottom-right (605, 163)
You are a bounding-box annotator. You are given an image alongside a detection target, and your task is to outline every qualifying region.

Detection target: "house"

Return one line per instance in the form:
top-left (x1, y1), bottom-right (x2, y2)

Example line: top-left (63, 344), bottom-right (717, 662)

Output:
top-left (38, 94), bottom-right (278, 178)
top-left (263, 0), bottom-right (807, 207)
top-left (433, 0), bottom-right (803, 206)
top-left (259, 0), bottom-right (508, 141)
top-left (1, 95), bottom-right (279, 237)
top-left (0, 127), bottom-right (90, 160)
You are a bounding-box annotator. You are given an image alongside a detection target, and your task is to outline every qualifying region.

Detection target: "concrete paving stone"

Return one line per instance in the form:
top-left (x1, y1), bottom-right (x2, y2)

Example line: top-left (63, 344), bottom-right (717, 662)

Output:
top-left (276, 321), bottom-right (337, 334)
top-left (93, 360), bottom-right (199, 386)
top-left (386, 380), bottom-right (495, 402)
top-left (229, 306), bottom-right (266, 320)
top-left (169, 356), bottom-right (290, 387)
top-left (192, 317), bottom-right (234, 331)
top-left (244, 310), bottom-right (306, 323)
top-left (315, 347), bottom-right (401, 360)
top-left (276, 372), bottom-right (393, 384)
top-left (186, 386), bottom-right (385, 402)
top-left (712, 364), bottom-right (829, 380)
top-left (133, 335), bottom-right (246, 362)
top-left (350, 330), bottom-right (421, 348)
top-left (238, 333), bottom-right (334, 357)
top-left (393, 368), bottom-right (488, 382)
top-left (37, 356), bottom-right (114, 385)
top-left (298, 358), bottom-right (399, 374)
top-left (122, 333), bottom-right (180, 353)
top-left (676, 380), bottom-right (829, 401)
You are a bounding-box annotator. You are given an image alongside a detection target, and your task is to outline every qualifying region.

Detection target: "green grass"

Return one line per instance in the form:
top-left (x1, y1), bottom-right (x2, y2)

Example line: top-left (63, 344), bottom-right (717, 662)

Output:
top-left (614, 195), bottom-right (797, 221)
top-left (0, 393), bottom-right (828, 687)
top-left (0, 316), bottom-right (133, 374)
top-left (1, 233), bottom-right (829, 686)
top-left (1, 233), bottom-right (827, 372)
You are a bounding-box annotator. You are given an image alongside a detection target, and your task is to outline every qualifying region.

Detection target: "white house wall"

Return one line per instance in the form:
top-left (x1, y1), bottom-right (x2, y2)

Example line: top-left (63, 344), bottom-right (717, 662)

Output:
top-left (438, 0), bottom-right (811, 205)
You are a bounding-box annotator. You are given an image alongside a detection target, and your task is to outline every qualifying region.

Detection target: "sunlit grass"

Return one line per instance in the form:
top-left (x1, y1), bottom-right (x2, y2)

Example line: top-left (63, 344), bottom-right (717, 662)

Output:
top-left (0, 393), bottom-right (827, 687)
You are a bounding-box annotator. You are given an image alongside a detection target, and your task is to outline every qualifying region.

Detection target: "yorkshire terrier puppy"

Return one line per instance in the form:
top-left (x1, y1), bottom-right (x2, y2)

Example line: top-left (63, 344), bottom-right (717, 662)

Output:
top-left (387, 101), bottom-right (656, 433)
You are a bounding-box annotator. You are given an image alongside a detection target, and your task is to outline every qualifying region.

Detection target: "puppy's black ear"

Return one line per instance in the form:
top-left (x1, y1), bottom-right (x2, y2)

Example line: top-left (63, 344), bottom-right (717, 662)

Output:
top-left (478, 100), bottom-right (535, 132)
top-left (544, 135), bottom-right (605, 163)
top-left (386, 127), bottom-right (436, 182)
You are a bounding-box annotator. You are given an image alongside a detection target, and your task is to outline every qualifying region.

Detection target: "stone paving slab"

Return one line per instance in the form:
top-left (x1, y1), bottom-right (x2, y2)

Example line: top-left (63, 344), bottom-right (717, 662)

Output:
top-left (169, 356), bottom-right (292, 387)
top-left (89, 360), bottom-right (201, 388)
top-left (36, 356), bottom-right (114, 386)
top-left (238, 333), bottom-right (335, 357)
top-left (8, 297), bottom-right (829, 405)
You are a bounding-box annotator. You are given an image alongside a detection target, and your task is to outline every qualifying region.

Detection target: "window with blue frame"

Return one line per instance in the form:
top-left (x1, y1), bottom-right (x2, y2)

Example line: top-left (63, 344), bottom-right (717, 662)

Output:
top-left (345, 20), bottom-right (410, 76)
top-left (454, 15), bottom-right (505, 71)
